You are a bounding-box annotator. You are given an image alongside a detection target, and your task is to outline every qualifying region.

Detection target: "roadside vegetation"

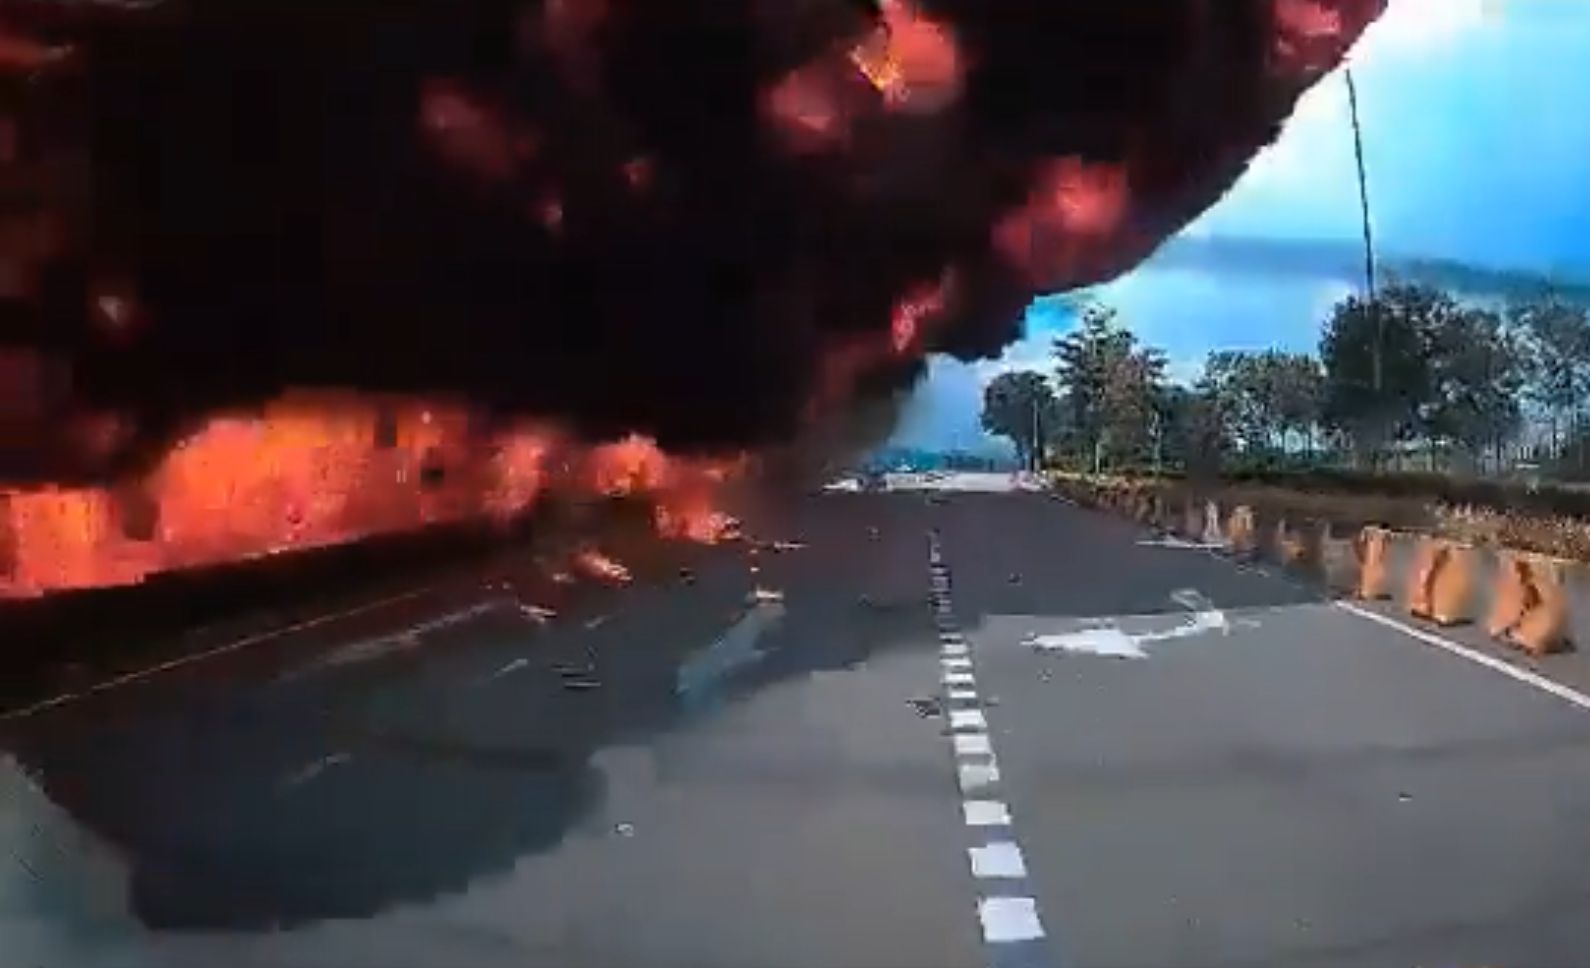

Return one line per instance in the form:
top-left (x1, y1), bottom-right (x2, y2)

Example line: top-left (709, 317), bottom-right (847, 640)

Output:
top-left (980, 284), bottom-right (1590, 560)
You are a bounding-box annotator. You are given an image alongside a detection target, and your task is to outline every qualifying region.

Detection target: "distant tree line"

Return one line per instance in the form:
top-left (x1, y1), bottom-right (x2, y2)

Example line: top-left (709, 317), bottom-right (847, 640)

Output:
top-left (979, 284), bottom-right (1590, 479)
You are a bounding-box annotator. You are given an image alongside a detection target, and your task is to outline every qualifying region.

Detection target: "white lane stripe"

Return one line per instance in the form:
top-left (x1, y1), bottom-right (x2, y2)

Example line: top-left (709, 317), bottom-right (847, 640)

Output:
top-left (941, 643), bottom-right (969, 657)
top-left (278, 751), bottom-right (352, 791)
top-left (969, 842), bottom-right (1028, 879)
top-left (943, 671), bottom-right (977, 686)
top-left (957, 761), bottom-right (1001, 791)
top-left (978, 897), bottom-right (1045, 943)
top-left (1, 586), bottom-right (437, 721)
top-left (1336, 601), bottom-right (1590, 713)
top-left (947, 687), bottom-right (979, 701)
top-left (949, 709), bottom-right (987, 731)
top-left (963, 800), bottom-right (1011, 826)
top-left (942, 656), bottom-right (974, 671)
top-left (482, 657), bottom-right (531, 682)
top-left (954, 733), bottom-right (994, 756)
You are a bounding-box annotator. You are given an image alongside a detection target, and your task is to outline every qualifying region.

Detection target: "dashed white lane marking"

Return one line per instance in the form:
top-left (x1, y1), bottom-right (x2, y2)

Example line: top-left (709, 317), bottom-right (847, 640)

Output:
top-left (953, 733), bottom-right (994, 756)
top-left (979, 897), bottom-right (1046, 943)
top-left (949, 709), bottom-right (987, 731)
top-left (957, 760), bottom-right (1001, 792)
top-left (1, 586), bottom-right (438, 722)
top-left (963, 800), bottom-right (1012, 827)
top-left (278, 751), bottom-right (352, 791)
top-left (928, 530), bottom-right (1049, 963)
top-left (482, 657), bottom-right (531, 682)
top-left (969, 842), bottom-right (1029, 879)
top-left (1336, 601), bottom-right (1590, 713)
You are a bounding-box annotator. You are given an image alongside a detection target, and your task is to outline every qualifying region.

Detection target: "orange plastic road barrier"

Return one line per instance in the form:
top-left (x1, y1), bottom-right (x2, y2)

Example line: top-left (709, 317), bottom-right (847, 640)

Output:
top-left (1406, 538), bottom-right (1439, 618)
top-left (1489, 552), bottom-right (1572, 656)
top-left (1354, 527), bottom-right (1390, 600)
top-left (1225, 505), bottom-right (1256, 556)
top-left (1407, 538), bottom-right (1475, 626)
top-left (1275, 518), bottom-right (1307, 566)
top-left (1487, 551), bottom-right (1528, 638)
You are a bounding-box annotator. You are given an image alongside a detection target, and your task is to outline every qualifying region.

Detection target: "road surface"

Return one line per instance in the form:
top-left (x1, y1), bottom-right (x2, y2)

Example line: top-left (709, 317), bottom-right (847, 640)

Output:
top-left (7, 474), bottom-right (1590, 967)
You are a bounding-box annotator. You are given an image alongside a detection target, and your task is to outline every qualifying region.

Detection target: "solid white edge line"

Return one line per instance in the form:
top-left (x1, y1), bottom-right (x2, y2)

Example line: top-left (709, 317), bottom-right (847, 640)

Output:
top-left (1335, 601), bottom-right (1590, 713)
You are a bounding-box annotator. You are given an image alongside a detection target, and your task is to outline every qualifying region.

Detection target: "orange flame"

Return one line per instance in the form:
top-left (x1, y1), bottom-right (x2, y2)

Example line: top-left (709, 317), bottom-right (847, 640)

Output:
top-left (849, 0), bottom-right (962, 113)
top-left (765, 63), bottom-right (849, 152)
top-left (417, 79), bottom-right (518, 183)
top-left (0, 396), bottom-right (740, 599)
top-left (655, 495), bottom-right (740, 545)
top-left (573, 548), bottom-right (632, 584)
top-left (993, 157), bottom-right (1129, 286)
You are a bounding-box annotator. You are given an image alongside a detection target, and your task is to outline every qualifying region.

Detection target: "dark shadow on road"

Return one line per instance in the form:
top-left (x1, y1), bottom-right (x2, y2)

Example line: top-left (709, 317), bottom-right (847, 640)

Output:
top-left (0, 493), bottom-right (939, 933)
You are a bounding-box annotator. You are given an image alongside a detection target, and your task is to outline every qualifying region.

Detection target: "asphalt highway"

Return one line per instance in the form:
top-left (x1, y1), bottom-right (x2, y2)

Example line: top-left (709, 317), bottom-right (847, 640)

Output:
top-left (7, 476), bottom-right (1590, 967)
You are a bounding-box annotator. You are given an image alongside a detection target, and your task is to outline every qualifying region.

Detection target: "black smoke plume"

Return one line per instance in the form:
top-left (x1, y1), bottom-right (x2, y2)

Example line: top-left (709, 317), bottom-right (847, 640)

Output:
top-left (0, 0), bottom-right (1382, 485)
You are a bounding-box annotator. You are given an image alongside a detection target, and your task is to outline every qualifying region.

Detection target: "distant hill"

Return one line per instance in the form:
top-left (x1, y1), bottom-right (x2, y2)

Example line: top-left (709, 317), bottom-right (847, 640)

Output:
top-left (1150, 235), bottom-right (1590, 306)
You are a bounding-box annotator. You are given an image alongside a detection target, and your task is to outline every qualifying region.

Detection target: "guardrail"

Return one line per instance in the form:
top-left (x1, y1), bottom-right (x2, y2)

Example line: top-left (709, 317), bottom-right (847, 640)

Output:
top-left (1050, 474), bottom-right (1582, 657)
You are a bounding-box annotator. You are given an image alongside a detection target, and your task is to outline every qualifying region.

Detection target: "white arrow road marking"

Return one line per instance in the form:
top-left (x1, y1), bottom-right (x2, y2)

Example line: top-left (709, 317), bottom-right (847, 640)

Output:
top-left (1029, 590), bottom-right (1230, 659)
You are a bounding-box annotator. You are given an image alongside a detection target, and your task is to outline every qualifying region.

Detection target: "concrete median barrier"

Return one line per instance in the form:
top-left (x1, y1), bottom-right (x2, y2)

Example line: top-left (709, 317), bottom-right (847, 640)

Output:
top-left (1202, 500), bottom-right (1223, 546)
top-left (1320, 524), bottom-right (1359, 594)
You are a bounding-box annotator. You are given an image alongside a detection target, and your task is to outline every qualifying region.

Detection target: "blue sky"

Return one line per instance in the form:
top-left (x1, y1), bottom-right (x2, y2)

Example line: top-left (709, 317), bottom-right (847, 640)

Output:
top-left (893, 0), bottom-right (1590, 453)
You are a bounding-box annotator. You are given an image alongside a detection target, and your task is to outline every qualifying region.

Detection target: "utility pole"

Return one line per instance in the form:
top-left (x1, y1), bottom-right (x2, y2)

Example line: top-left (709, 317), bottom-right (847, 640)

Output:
top-left (1029, 395), bottom-right (1041, 473)
top-left (1345, 68), bottom-right (1379, 386)
top-left (1346, 67), bottom-right (1384, 469)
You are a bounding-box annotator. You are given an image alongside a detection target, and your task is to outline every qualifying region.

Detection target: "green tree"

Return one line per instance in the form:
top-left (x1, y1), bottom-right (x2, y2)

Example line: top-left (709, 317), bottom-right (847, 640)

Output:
top-left (1319, 284), bottom-right (1443, 465)
top-left (1512, 293), bottom-right (1590, 463)
top-left (1053, 304), bottom-right (1165, 469)
top-left (1424, 305), bottom-right (1524, 470)
top-left (980, 370), bottom-right (1059, 470)
top-left (1199, 350), bottom-right (1320, 455)
top-left (1154, 383), bottom-right (1228, 475)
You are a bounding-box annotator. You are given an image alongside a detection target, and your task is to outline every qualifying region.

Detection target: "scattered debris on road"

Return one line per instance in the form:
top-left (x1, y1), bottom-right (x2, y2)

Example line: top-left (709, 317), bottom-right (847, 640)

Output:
top-left (614, 822), bottom-right (636, 838)
top-left (518, 603), bottom-right (557, 623)
top-left (906, 696), bottom-right (944, 718)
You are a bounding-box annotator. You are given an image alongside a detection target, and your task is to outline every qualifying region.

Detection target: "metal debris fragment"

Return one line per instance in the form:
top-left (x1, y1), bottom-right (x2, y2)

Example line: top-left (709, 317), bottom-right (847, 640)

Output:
top-left (906, 696), bottom-right (943, 718)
